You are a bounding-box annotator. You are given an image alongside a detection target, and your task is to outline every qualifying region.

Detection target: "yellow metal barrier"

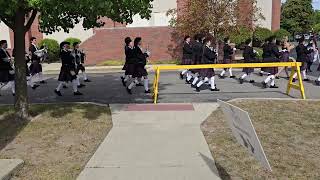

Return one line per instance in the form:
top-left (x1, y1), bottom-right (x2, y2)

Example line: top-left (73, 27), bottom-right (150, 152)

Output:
top-left (152, 62), bottom-right (305, 104)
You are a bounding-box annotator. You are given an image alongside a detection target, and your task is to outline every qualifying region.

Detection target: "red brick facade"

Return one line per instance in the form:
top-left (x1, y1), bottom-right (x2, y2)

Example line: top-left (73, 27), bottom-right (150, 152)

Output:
top-left (272, 0), bottom-right (281, 31)
top-left (81, 27), bottom-right (176, 65)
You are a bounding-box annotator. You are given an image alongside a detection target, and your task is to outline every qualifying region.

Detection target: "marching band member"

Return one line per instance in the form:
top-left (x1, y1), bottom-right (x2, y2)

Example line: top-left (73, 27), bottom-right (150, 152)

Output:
top-left (275, 36), bottom-right (294, 79)
top-left (0, 40), bottom-right (15, 96)
top-left (29, 37), bottom-right (46, 84)
top-left (126, 37), bottom-right (151, 94)
top-left (54, 42), bottom-right (82, 96)
top-left (262, 36), bottom-right (281, 88)
top-left (195, 36), bottom-right (219, 92)
top-left (121, 37), bottom-right (135, 86)
top-left (292, 37), bottom-right (313, 82)
top-left (219, 37), bottom-right (236, 79)
top-left (191, 34), bottom-right (204, 87)
top-left (179, 35), bottom-right (193, 82)
top-left (73, 42), bottom-right (91, 83)
top-left (239, 39), bottom-right (257, 84)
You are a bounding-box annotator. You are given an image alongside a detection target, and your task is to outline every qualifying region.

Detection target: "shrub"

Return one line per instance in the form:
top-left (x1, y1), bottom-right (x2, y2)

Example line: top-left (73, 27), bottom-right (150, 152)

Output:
top-left (274, 29), bottom-right (291, 41)
top-left (253, 27), bottom-right (273, 47)
top-left (229, 27), bottom-right (252, 48)
top-left (64, 37), bottom-right (81, 47)
top-left (38, 38), bottom-right (60, 63)
top-left (313, 23), bottom-right (320, 34)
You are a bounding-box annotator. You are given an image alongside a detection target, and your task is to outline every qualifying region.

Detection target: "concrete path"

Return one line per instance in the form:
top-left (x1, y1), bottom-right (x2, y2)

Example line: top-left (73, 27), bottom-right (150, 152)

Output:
top-left (0, 159), bottom-right (24, 180)
top-left (78, 103), bottom-right (221, 180)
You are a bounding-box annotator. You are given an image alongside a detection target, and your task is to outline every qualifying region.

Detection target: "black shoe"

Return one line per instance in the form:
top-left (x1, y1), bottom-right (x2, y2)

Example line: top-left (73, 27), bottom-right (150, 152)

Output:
top-left (74, 91), bottom-right (83, 96)
top-left (78, 84), bottom-right (86, 88)
top-left (196, 87), bottom-right (200, 92)
top-left (121, 76), bottom-right (125, 80)
top-left (185, 79), bottom-right (191, 84)
top-left (249, 80), bottom-right (255, 83)
top-left (84, 79), bottom-right (91, 82)
top-left (303, 79), bottom-right (310, 82)
top-left (54, 90), bottom-right (62, 96)
top-left (270, 85), bottom-right (279, 88)
top-left (292, 78), bottom-right (296, 83)
top-left (12, 93), bottom-right (15, 96)
top-left (40, 81), bottom-right (46, 84)
top-left (63, 85), bottom-right (68, 89)
top-left (191, 84), bottom-right (196, 88)
top-left (145, 90), bottom-right (151, 94)
top-left (122, 79), bottom-right (127, 87)
top-left (136, 83), bottom-right (144, 87)
top-left (315, 80), bottom-right (320, 86)
top-left (230, 75), bottom-right (236, 78)
top-left (262, 82), bottom-right (267, 88)
top-left (31, 84), bottom-right (40, 90)
top-left (179, 73), bottom-right (183, 80)
top-left (259, 72), bottom-right (263, 76)
top-left (239, 78), bottom-right (244, 84)
top-left (275, 76), bottom-right (280, 79)
top-left (126, 87), bottom-right (132, 94)
top-left (210, 87), bottom-right (220, 91)
top-left (219, 75), bottom-right (225, 79)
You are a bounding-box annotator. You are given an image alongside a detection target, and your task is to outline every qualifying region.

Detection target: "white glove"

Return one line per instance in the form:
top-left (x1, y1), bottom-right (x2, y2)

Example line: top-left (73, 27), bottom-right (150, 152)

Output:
top-left (233, 48), bottom-right (237, 51)
top-left (145, 50), bottom-right (151, 56)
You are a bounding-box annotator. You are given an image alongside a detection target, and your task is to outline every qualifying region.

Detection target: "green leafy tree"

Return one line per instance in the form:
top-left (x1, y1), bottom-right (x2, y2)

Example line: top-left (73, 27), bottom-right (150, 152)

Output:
top-left (313, 23), bottom-right (320, 34)
top-left (0, 0), bottom-right (153, 120)
top-left (229, 26), bottom-right (252, 47)
top-left (253, 27), bottom-right (273, 46)
top-left (281, 0), bottom-right (314, 35)
top-left (312, 10), bottom-right (320, 25)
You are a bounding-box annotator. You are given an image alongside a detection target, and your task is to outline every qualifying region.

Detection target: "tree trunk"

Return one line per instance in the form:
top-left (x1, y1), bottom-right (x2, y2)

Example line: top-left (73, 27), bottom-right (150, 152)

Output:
top-left (14, 10), bottom-right (29, 121)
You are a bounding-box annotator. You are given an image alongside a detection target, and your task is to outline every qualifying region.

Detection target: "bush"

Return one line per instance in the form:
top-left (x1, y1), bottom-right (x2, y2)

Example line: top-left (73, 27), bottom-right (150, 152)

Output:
top-left (64, 37), bottom-right (81, 47)
top-left (274, 29), bottom-right (291, 41)
top-left (253, 27), bottom-right (273, 47)
top-left (313, 23), bottom-right (320, 34)
top-left (229, 27), bottom-right (252, 48)
top-left (38, 38), bottom-right (60, 63)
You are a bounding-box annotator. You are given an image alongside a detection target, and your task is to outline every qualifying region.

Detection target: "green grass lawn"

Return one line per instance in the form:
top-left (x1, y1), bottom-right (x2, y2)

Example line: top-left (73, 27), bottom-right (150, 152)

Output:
top-left (0, 104), bottom-right (113, 180)
top-left (201, 100), bottom-right (320, 179)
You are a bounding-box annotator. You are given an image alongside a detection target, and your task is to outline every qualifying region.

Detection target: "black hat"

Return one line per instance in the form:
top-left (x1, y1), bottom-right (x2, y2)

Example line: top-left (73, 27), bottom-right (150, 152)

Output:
top-left (0, 40), bottom-right (7, 45)
top-left (60, 41), bottom-right (70, 49)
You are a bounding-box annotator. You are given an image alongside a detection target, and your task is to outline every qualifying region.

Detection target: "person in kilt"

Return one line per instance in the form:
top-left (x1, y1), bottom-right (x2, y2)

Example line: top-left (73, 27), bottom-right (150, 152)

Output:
top-left (191, 34), bottom-right (205, 87)
top-left (73, 42), bottom-right (91, 84)
top-left (121, 37), bottom-right (136, 87)
top-left (29, 37), bottom-right (46, 84)
top-left (239, 39), bottom-right (258, 84)
top-left (54, 42), bottom-right (82, 96)
top-left (126, 37), bottom-right (151, 94)
top-left (179, 35), bottom-right (193, 82)
top-left (194, 36), bottom-right (220, 92)
top-left (275, 36), bottom-right (294, 79)
top-left (219, 37), bottom-right (236, 79)
top-left (262, 36), bottom-right (281, 88)
top-left (0, 40), bottom-right (15, 96)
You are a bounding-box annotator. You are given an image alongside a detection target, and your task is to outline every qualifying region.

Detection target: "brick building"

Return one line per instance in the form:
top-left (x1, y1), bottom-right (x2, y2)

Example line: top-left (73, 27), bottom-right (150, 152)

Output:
top-left (0, 0), bottom-right (281, 65)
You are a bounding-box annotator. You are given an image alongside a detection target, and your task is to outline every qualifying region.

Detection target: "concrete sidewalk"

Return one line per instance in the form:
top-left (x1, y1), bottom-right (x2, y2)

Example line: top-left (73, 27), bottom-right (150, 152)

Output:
top-left (78, 103), bottom-right (221, 180)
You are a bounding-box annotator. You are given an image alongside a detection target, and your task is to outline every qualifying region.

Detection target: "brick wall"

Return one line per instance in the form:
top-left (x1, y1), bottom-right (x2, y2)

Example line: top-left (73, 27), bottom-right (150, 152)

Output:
top-left (272, 0), bottom-right (281, 31)
top-left (81, 26), bottom-right (178, 65)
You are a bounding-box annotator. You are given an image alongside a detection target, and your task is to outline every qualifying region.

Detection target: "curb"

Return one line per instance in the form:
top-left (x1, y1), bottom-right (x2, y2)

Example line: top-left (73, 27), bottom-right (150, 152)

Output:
top-left (0, 159), bottom-right (24, 180)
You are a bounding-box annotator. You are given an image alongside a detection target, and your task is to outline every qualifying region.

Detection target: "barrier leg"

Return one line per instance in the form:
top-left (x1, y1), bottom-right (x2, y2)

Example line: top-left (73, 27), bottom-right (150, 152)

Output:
top-left (286, 66), bottom-right (296, 95)
top-left (296, 64), bottom-right (306, 99)
top-left (153, 68), bottom-right (160, 104)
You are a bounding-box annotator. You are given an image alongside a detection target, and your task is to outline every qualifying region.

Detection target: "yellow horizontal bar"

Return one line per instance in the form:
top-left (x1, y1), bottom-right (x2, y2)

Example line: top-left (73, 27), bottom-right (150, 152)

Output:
top-left (153, 62), bottom-right (302, 70)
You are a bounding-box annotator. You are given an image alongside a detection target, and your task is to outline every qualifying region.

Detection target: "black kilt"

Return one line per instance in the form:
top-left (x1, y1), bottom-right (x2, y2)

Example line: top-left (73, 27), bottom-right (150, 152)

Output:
top-left (280, 52), bottom-right (290, 62)
top-left (125, 64), bottom-right (135, 76)
top-left (58, 65), bottom-right (77, 82)
top-left (0, 70), bottom-right (14, 83)
top-left (181, 58), bottom-right (193, 65)
top-left (263, 57), bottom-right (278, 75)
top-left (122, 63), bottom-right (128, 71)
top-left (223, 58), bottom-right (232, 64)
top-left (200, 68), bottom-right (215, 78)
top-left (133, 64), bottom-right (148, 78)
top-left (76, 64), bottom-right (85, 74)
top-left (300, 62), bottom-right (308, 71)
top-left (242, 67), bottom-right (254, 74)
top-left (29, 62), bottom-right (42, 75)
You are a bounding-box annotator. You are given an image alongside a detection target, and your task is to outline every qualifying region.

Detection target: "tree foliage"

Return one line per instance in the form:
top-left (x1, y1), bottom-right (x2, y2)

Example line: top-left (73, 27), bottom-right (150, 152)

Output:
top-left (229, 26), bottom-right (252, 47)
top-left (274, 29), bottom-right (291, 41)
top-left (254, 27), bottom-right (273, 42)
top-left (281, 0), bottom-right (314, 35)
top-left (64, 37), bottom-right (82, 47)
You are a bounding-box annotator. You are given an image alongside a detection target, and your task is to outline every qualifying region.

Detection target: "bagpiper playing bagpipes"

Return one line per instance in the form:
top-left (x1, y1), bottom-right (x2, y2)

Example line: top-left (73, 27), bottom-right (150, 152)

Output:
top-left (0, 40), bottom-right (15, 96)
top-left (29, 37), bottom-right (48, 86)
top-left (72, 42), bottom-right (91, 85)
